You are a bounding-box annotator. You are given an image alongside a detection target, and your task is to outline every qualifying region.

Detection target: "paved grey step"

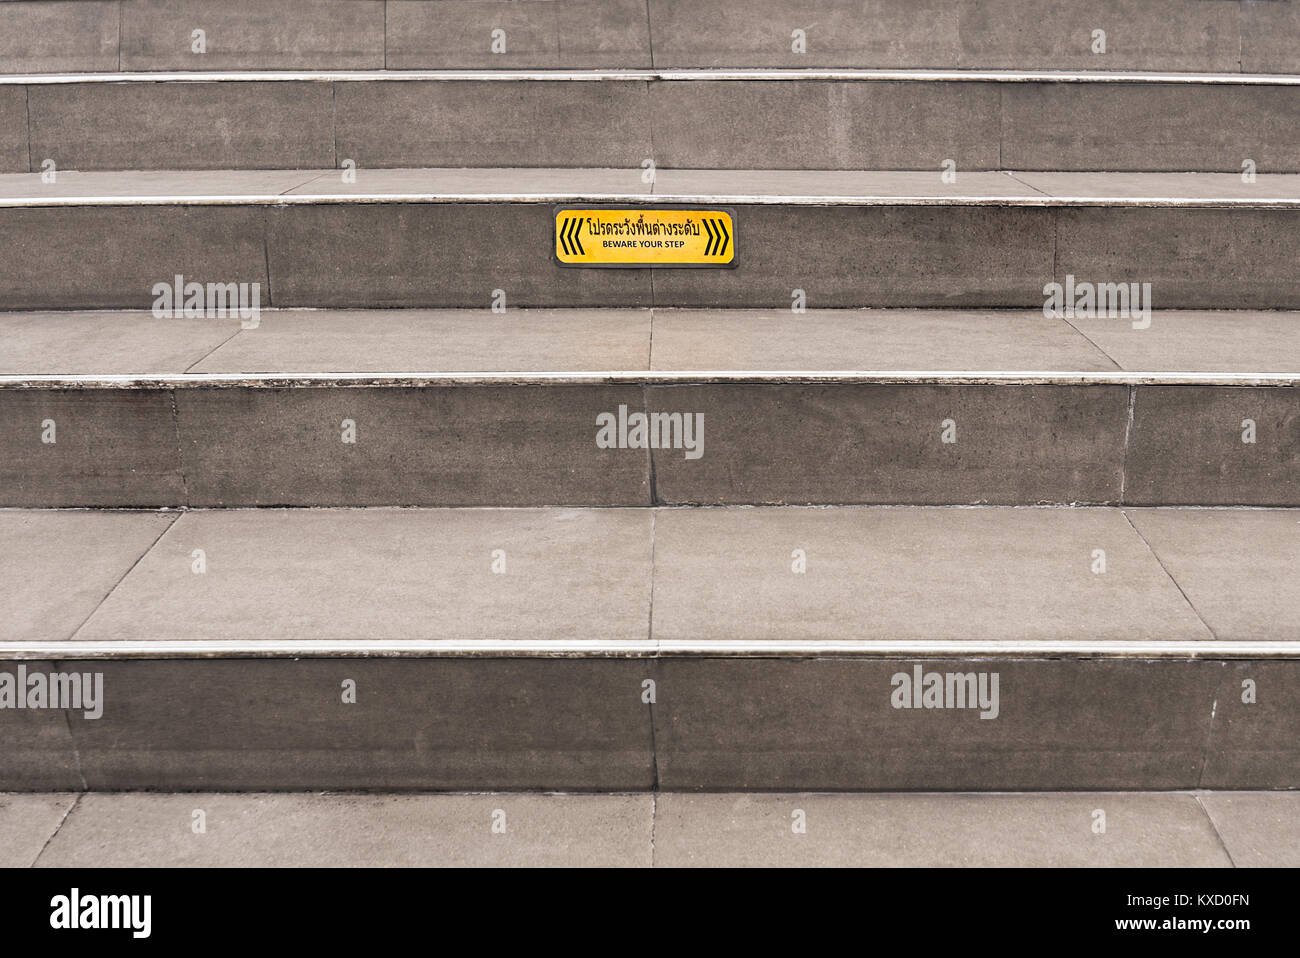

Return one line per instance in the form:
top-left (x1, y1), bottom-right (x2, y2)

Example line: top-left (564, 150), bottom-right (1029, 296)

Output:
top-left (5, 307), bottom-right (1300, 507)
top-left (2, 505), bottom-right (1298, 790)
top-left (3, 0), bottom-right (1296, 74)
top-left (11, 504), bottom-right (1300, 650)
top-left (10, 790), bottom-right (1291, 867)
top-left (3, 71), bottom-right (1299, 172)
top-left (1, 170), bottom-right (1298, 311)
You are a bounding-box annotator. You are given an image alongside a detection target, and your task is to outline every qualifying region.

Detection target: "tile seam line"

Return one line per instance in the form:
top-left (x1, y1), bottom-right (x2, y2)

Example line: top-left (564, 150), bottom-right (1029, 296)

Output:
top-left (64, 512), bottom-right (181, 643)
top-left (1193, 793), bottom-right (1239, 867)
top-left (58, 702), bottom-right (86, 791)
top-left (181, 324), bottom-right (247, 374)
top-left (31, 792), bottom-right (82, 867)
top-left (4, 70), bottom-right (1300, 85)
top-left (1057, 313), bottom-right (1125, 372)
top-left (1002, 170), bottom-right (1052, 198)
top-left (22, 85), bottom-right (31, 173)
top-left (1120, 509), bottom-right (1220, 642)
top-left (1197, 666), bottom-right (1230, 791)
top-left (166, 386), bottom-right (190, 504)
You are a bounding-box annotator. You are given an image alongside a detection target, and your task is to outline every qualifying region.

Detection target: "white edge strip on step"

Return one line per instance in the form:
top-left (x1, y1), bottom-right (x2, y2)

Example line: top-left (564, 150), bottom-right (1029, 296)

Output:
top-left (4, 371), bottom-right (1300, 388)
top-left (2, 639), bottom-right (1298, 659)
top-left (3, 69), bottom-right (1300, 85)
top-left (3, 193), bottom-right (1300, 208)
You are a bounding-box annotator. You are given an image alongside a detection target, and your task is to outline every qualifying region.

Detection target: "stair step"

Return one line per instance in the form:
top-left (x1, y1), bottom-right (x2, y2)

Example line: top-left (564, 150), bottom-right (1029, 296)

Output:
top-left (3, 0), bottom-right (1296, 74)
top-left (3, 70), bottom-right (1299, 172)
top-left (18, 790), bottom-right (1290, 868)
top-left (2, 504), bottom-right (1297, 790)
top-left (5, 307), bottom-right (1300, 507)
top-left (2, 169), bottom-right (1298, 311)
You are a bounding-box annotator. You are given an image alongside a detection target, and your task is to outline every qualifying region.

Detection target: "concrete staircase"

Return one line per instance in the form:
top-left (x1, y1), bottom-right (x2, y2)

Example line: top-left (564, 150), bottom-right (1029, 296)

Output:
top-left (2, 0), bottom-right (1299, 793)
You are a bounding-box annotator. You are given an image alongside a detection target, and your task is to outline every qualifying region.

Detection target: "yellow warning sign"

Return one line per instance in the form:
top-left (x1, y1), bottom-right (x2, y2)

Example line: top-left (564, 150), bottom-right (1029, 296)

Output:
top-left (554, 208), bottom-right (736, 267)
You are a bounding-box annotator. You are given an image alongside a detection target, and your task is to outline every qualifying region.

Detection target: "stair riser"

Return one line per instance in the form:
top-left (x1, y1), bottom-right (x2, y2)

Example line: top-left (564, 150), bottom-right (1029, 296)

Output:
top-left (3, 204), bottom-right (1298, 310)
top-left (1, 657), bottom-right (1292, 791)
top-left (3, 0), bottom-right (1296, 74)
top-left (5, 79), bottom-right (1300, 172)
top-left (3, 384), bottom-right (1297, 507)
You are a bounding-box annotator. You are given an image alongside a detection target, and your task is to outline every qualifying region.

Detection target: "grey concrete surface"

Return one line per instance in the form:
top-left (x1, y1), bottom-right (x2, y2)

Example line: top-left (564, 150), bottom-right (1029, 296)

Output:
top-left (0, 794), bottom-right (75, 867)
top-left (0, 505), bottom-right (1297, 788)
top-left (1002, 83), bottom-right (1300, 173)
top-left (0, 389), bottom-right (186, 506)
top-left (264, 203), bottom-right (654, 309)
top-left (1069, 311), bottom-right (1300, 374)
top-left (286, 166), bottom-right (651, 197)
top-left (0, 86), bottom-right (27, 173)
top-left (387, 0), bottom-right (652, 69)
top-left (1054, 208), bottom-right (1300, 310)
top-left (651, 204), bottom-right (1057, 309)
top-left (191, 308), bottom-right (652, 373)
top-left (76, 508), bottom-right (652, 642)
top-left (1125, 387), bottom-right (1300, 505)
top-left (36, 792), bottom-right (653, 867)
top-left (1013, 171), bottom-right (1300, 200)
top-left (0, 1), bottom-right (118, 74)
top-left (1202, 662), bottom-right (1300, 789)
top-left (4, 379), bottom-right (1299, 507)
top-left (1197, 791), bottom-right (1300, 867)
top-left (649, 657), bottom-right (1222, 790)
top-left (62, 658), bottom-right (656, 790)
top-left (649, 308), bottom-right (1118, 371)
top-left (1, 174), bottom-right (1295, 310)
top-left (1241, 0), bottom-right (1300, 74)
top-left (5, 0), bottom-right (1289, 74)
top-left (654, 792), bottom-right (1232, 867)
top-left (27, 81), bottom-right (335, 171)
top-left (651, 507), bottom-right (1211, 643)
top-left (647, 382), bottom-right (1129, 504)
top-left (0, 169), bottom-right (323, 200)
top-left (1127, 509), bottom-right (1300, 639)
top-left (120, 0), bottom-right (385, 71)
top-left (334, 79), bottom-right (652, 169)
top-left (12, 308), bottom-right (1300, 378)
top-left (648, 0), bottom-right (1245, 72)
top-left (11, 790), bottom-right (1281, 868)
top-left (0, 510), bottom-right (174, 641)
top-left (650, 169), bottom-right (1041, 198)
top-left (5, 168), bottom-right (1298, 204)
top-left (649, 80), bottom-right (1001, 170)
top-left (0, 310), bottom-right (242, 374)
top-left (0, 205), bottom-right (268, 310)
top-left (7, 77), bottom-right (1300, 173)
top-left (0, 661), bottom-right (84, 791)
top-left (172, 384), bottom-right (651, 506)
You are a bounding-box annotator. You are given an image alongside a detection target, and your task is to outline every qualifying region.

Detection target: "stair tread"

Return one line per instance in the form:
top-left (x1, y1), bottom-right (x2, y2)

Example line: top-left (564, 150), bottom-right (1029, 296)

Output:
top-left (2, 0), bottom-right (1297, 76)
top-left (4, 308), bottom-right (1300, 380)
top-left (1, 504), bottom-right (1296, 654)
top-left (4, 168), bottom-right (1300, 205)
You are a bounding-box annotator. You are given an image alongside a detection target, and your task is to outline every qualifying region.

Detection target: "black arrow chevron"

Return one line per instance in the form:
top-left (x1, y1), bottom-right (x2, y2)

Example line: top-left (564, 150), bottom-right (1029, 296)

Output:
top-left (716, 217), bottom-right (730, 257)
top-left (703, 218), bottom-right (716, 256)
top-left (571, 216), bottom-right (584, 255)
top-left (559, 217), bottom-right (572, 256)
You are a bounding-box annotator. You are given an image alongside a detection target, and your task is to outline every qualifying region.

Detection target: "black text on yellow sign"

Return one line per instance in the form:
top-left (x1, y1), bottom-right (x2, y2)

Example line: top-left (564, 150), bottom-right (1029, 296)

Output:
top-left (554, 208), bottom-right (738, 268)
